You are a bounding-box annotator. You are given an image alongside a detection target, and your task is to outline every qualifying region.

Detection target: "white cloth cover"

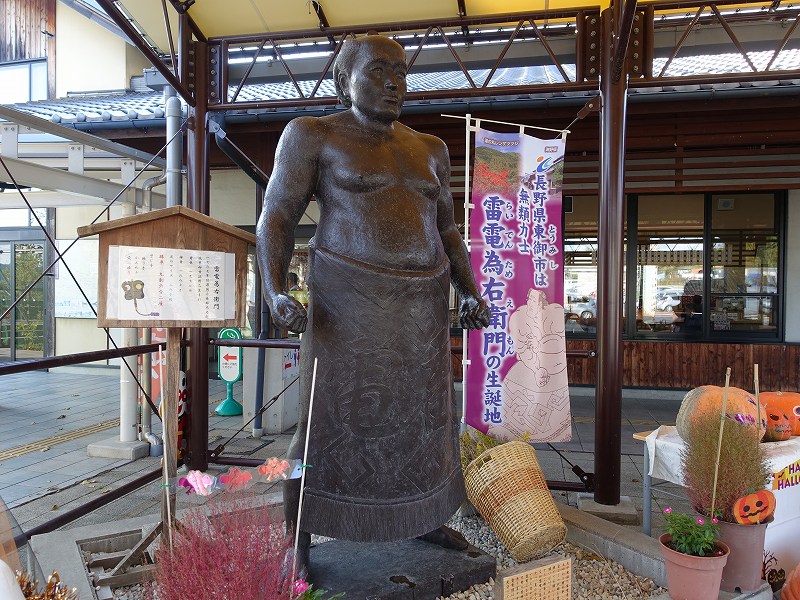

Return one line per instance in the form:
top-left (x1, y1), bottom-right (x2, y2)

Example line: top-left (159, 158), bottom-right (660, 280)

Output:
top-left (645, 425), bottom-right (800, 485)
top-left (0, 558), bottom-right (24, 600)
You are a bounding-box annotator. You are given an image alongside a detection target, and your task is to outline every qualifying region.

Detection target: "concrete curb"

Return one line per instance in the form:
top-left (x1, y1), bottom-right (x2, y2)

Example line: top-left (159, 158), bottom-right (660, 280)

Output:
top-left (558, 503), bottom-right (774, 600)
top-left (558, 503), bottom-right (667, 587)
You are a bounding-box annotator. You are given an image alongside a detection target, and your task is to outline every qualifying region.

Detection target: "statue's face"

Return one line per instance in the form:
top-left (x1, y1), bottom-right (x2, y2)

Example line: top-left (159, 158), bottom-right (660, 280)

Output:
top-left (346, 37), bottom-right (407, 123)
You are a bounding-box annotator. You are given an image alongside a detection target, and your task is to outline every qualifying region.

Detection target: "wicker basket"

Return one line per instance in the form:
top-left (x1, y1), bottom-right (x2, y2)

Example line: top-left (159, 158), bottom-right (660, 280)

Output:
top-left (464, 441), bottom-right (566, 562)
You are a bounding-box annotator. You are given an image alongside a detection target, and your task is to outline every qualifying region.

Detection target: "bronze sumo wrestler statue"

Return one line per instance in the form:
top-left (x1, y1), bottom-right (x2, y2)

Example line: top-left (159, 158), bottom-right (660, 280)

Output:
top-left (256, 32), bottom-right (490, 577)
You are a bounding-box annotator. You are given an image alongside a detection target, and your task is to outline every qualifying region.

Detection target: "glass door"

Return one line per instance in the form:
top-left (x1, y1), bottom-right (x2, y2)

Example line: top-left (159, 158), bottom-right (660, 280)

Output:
top-left (0, 243), bottom-right (11, 360)
top-left (14, 242), bottom-right (45, 360)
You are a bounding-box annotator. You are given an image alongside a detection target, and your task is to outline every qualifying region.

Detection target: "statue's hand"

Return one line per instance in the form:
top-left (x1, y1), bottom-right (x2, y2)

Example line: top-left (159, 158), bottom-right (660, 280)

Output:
top-left (271, 293), bottom-right (308, 333)
top-left (460, 295), bottom-right (491, 330)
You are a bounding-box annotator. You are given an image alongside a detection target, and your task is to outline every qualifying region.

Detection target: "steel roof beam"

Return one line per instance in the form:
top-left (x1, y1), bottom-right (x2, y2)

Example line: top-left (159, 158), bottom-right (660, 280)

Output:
top-left (0, 106), bottom-right (166, 168)
top-left (0, 156), bottom-right (166, 206)
top-left (95, 0), bottom-right (195, 106)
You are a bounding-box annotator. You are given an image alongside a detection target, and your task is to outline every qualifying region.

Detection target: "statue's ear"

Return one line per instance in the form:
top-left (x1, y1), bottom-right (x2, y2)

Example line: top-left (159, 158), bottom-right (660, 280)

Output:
top-left (337, 72), bottom-right (349, 96)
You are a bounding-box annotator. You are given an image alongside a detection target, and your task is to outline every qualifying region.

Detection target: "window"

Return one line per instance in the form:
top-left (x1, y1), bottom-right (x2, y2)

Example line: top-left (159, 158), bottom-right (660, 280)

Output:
top-left (0, 59), bottom-right (48, 104)
top-left (564, 192), bottom-right (783, 341)
top-left (635, 194), bottom-right (705, 337)
top-left (564, 196), bottom-right (599, 335)
top-left (708, 194), bottom-right (778, 337)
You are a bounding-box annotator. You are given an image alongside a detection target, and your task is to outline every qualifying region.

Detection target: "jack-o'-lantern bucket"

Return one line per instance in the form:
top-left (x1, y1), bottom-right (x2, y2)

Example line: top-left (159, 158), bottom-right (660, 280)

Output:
top-left (463, 441), bottom-right (566, 562)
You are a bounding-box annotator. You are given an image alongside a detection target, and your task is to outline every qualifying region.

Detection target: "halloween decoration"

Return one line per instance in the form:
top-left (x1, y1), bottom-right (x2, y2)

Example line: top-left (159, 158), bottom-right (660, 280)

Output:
top-left (763, 551), bottom-right (787, 593)
top-left (760, 391), bottom-right (800, 436)
top-left (676, 385), bottom-right (767, 440)
top-left (783, 561), bottom-right (800, 600)
top-left (763, 407), bottom-right (793, 442)
top-left (732, 490), bottom-right (776, 524)
top-left (768, 568), bottom-right (787, 593)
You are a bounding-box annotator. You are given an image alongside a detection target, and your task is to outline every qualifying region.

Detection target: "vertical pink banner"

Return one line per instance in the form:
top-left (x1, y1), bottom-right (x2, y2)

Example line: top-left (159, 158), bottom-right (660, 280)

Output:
top-left (466, 128), bottom-right (571, 442)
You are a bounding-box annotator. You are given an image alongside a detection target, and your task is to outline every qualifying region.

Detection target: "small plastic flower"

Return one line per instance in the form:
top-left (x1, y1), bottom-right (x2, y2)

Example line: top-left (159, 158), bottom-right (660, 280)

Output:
top-left (293, 579), bottom-right (310, 595)
top-left (712, 517), bottom-right (719, 524)
top-left (663, 507), bottom-right (672, 514)
top-left (696, 517), bottom-right (705, 525)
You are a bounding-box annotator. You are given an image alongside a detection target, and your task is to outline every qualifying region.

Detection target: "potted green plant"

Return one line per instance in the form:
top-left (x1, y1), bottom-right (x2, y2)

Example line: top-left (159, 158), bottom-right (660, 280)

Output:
top-left (681, 390), bottom-right (771, 593)
top-left (659, 507), bottom-right (729, 600)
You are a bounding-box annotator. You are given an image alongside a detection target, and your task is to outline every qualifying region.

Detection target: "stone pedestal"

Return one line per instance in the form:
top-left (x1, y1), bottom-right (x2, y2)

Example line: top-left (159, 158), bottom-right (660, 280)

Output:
top-left (309, 538), bottom-right (496, 600)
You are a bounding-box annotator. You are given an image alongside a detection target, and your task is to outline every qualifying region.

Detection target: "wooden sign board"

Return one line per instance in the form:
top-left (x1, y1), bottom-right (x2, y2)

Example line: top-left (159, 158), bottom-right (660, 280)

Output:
top-left (77, 206), bottom-right (256, 328)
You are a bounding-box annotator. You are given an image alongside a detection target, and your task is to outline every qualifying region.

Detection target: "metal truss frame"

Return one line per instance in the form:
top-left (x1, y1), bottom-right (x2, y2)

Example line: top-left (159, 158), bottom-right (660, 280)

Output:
top-left (97, 0), bottom-right (799, 111)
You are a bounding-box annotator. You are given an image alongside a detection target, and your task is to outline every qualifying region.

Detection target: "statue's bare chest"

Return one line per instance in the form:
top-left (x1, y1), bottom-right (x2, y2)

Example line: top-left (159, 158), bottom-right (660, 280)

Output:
top-left (323, 137), bottom-right (441, 199)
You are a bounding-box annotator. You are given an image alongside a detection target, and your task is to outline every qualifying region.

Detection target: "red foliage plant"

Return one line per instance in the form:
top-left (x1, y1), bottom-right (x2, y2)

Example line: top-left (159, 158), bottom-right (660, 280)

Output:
top-left (149, 494), bottom-right (294, 600)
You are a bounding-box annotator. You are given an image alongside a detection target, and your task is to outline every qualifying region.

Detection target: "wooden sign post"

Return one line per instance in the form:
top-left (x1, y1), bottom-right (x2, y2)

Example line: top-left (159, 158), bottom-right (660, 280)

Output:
top-left (78, 206), bottom-right (256, 543)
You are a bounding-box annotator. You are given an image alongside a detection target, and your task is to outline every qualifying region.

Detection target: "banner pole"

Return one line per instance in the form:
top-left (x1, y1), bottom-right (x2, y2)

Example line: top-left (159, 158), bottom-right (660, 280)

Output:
top-left (461, 114), bottom-right (473, 434)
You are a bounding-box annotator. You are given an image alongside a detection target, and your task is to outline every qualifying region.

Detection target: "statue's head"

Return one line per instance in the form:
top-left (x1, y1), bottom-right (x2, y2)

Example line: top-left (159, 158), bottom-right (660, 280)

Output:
top-left (333, 33), bottom-right (407, 122)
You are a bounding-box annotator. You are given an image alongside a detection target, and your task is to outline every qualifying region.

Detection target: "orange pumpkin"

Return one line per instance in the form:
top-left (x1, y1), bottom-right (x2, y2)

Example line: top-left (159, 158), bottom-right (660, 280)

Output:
top-left (761, 391), bottom-right (800, 436)
top-left (732, 489), bottom-right (776, 524)
top-left (676, 386), bottom-right (767, 440)
top-left (783, 561), bottom-right (800, 600)
top-left (764, 406), bottom-right (793, 442)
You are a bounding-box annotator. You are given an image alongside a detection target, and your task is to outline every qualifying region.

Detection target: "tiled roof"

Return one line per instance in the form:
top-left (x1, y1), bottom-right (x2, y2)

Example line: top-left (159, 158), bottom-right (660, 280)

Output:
top-left (11, 91), bottom-right (166, 124)
top-left (4, 49), bottom-right (798, 126)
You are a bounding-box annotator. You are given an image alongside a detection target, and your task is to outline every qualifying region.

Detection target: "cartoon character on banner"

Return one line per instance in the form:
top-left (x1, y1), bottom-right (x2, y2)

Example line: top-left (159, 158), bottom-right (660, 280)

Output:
top-left (488, 289), bottom-right (572, 442)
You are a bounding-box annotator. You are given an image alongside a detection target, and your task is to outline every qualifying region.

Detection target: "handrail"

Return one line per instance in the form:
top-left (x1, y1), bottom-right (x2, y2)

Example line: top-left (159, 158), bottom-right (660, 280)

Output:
top-left (207, 336), bottom-right (596, 358)
top-left (208, 338), bottom-right (300, 348)
top-left (0, 344), bottom-right (164, 376)
top-left (0, 339), bottom-right (595, 377)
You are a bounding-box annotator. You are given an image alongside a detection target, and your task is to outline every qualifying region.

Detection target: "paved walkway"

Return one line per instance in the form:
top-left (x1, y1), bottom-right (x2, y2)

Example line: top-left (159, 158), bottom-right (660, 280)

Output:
top-left (0, 369), bottom-right (693, 557)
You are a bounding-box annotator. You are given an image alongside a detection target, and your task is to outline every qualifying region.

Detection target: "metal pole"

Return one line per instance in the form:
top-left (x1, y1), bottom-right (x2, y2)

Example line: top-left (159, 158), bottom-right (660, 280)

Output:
top-left (461, 113), bottom-right (473, 432)
top-left (594, 0), bottom-right (629, 505)
top-left (186, 40), bottom-right (210, 471)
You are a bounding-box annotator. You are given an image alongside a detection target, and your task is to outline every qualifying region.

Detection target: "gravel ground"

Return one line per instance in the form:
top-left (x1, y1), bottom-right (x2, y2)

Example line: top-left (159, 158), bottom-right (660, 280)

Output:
top-left (112, 514), bottom-right (665, 600)
top-left (443, 515), bottom-right (665, 600)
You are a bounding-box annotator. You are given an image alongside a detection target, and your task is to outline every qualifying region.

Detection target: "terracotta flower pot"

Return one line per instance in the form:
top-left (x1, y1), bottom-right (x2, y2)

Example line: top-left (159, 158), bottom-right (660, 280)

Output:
top-left (717, 518), bottom-right (771, 593)
top-left (659, 534), bottom-right (729, 600)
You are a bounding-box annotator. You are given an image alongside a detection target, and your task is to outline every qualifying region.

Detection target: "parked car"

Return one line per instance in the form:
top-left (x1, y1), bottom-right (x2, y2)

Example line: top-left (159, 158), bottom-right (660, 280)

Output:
top-left (564, 296), bottom-right (597, 320)
top-left (655, 288), bottom-right (682, 311)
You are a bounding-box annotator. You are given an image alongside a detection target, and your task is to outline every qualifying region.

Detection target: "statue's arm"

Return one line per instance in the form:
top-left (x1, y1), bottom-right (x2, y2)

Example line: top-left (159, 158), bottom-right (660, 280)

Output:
top-left (256, 117), bottom-right (320, 333)
top-left (433, 138), bottom-right (490, 330)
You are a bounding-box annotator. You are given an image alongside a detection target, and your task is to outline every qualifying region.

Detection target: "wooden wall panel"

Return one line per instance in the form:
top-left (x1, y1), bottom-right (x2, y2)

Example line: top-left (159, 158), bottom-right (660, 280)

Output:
top-left (1, 0), bottom-right (56, 97)
top-left (1, 0), bottom-right (52, 62)
top-left (566, 340), bottom-right (800, 391)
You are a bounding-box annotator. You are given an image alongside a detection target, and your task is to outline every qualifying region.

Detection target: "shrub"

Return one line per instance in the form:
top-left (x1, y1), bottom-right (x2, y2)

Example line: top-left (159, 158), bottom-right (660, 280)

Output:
top-left (150, 494), bottom-right (292, 600)
top-left (681, 413), bottom-right (770, 523)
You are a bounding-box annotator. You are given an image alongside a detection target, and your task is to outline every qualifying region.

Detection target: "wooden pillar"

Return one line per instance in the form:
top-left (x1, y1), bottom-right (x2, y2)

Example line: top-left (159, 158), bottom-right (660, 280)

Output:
top-left (594, 0), bottom-right (629, 505)
top-left (162, 328), bottom-right (181, 545)
top-left (186, 40), bottom-right (210, 471)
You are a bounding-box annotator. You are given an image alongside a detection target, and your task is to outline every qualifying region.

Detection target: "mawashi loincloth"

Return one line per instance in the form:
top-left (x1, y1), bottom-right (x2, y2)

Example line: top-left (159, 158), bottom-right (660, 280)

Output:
top-left (290, 245), bottom-right (465, 542)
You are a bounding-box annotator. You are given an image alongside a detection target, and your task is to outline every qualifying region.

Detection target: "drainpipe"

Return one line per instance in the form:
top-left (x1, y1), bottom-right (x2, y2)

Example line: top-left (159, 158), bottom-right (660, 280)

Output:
top-left (165, 89), bottom-right (183, 208)
top-left (138, 174), bottom-right (165, 450)
top-left (138, 86), bottom-right (183, 453)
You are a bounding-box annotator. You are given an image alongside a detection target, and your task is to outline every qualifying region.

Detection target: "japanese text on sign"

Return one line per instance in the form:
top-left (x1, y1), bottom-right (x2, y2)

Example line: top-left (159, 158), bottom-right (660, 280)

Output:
top-left (106, 246), bottom-right (235, 322)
